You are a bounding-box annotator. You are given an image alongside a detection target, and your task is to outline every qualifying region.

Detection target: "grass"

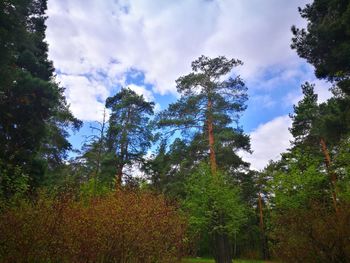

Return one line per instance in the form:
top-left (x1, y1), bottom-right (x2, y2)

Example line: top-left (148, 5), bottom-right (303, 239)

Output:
top-left (182, 258), bottom-right (266, 263)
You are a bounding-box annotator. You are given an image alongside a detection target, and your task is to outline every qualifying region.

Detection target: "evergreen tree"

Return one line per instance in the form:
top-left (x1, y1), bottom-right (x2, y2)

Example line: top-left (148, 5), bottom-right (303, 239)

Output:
top-left (289, 83), bottom-right (350, 211)
top-left (267, 82), bottom-right (350, 261)
top-left (157, 55), bottom-right (249, 174)
top-left (105, 88), bottom-right (154, 187)
top-left (0, 0), bottom-right (81, 198)
top-left (157, 55), bottom-right (250, 263)
top-left (291, 0), bottom-right (350, 94)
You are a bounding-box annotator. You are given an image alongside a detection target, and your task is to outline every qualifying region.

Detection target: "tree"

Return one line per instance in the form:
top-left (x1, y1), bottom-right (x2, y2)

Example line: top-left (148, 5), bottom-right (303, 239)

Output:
top-left (267, 83), bottom-right (350, 261)
top-left (0, 0), bottom-right (81, 198)
top-left (289, 82), bottom-right (350, 211)
top-left (291, 0), bottom-right (350, 94)
top-left (183, 164), bottom-right (246, 263)
top-left (157, 56), bottom-right (250, 263)
top-left (105, 88), bottom-right (154, 187)
top-left (158, 55), bottom-right (249, 174)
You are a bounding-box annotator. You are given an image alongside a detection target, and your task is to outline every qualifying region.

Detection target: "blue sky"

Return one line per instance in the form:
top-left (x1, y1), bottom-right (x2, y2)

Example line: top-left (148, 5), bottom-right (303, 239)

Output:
top-left (45, 0), bottom-right (332, 170)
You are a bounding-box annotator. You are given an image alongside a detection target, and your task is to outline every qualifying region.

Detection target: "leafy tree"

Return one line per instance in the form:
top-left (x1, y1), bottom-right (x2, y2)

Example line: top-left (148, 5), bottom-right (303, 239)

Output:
top-left (183, 164), bottom-right (246, 262)
top-left (105, 88), bottom-right (154, 187)
top-left (291, 0), bottom-right (350, 94)
top-left (0, 0), bottom-right (81, 198)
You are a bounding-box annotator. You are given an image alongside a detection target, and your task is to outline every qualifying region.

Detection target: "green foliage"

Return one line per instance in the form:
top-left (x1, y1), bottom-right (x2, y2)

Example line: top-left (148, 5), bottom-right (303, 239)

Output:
top-left (105, 87), bottom-right (154, 184)
top-left (273, 82), bottom-right (350, 209)
top-left (79, 177), bottom-right (111, 199)
top-left (333, 137), bottom-right (350, 201)
top-left (183, 164), bottom-right (246, 243)
top-left (0, 0), bottom-right (81, 198)
top-left (152, 56), bottom-right (251, 204)
top-left (269, 149), bottom-right (329, 210)
top-left (0, 161), bottom-right (29, 199)
top-left (267, 80), bottom-right (350, 261)
top-left (291, 0), bottom-right (350, 94)
top-left (156, 55), bottom-right (249, 170)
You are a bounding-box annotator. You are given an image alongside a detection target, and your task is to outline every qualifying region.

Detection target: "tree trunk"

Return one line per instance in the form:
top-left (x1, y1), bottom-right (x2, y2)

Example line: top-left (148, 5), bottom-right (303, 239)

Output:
top-left (258, 192), bottom-right (269, 260)
top-left (116, 165), bottom-right (123, 189)
top-left (207, 98), bottom-right (231, 263)
top-left (213, 232), bottom-right (233, 263)
top-left (94, 108), bottom-right (107, 194)
top-left (258, 192), bottom-right (264, 233)
top-left (207, 99), bottom-right (217, 175)
top-left (320, 137), bottom-right (338, 213)
top-left (115, 108), bottom-right (131, 189)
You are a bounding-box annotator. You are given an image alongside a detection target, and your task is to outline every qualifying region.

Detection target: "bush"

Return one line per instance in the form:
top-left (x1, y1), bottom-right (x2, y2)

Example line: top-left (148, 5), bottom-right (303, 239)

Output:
top-left (0, 190), bottom-right (187, 262)
top-left (271, 202), bottom-right (350, 262)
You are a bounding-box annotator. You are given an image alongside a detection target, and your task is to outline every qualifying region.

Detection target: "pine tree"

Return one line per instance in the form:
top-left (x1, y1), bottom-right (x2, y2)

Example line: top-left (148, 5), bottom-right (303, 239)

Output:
top-left (105, 88), bottom-right (154, 187)
top-left (291, 0), bottom-right (350, 94)
top-left (157, 55), bottom-right (250, 263)
top-left (0, 0), bottom-right (81, 197)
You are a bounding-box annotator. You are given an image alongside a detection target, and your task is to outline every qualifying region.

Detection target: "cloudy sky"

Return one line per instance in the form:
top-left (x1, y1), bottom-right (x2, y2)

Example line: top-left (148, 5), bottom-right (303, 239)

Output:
top-left (45, 0), bottom-right (331, 170)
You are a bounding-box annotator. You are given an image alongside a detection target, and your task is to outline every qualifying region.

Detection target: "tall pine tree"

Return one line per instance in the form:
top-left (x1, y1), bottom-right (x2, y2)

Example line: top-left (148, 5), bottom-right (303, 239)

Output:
top-left (0, 0), bottom-right (81, 197)
top-left (157, 56), bottom-right (250, 263)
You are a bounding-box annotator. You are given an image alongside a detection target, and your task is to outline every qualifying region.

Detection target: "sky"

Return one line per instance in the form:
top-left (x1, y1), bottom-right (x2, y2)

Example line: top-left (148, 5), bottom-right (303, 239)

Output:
top-left (45, 0), bottom-right (332, 170)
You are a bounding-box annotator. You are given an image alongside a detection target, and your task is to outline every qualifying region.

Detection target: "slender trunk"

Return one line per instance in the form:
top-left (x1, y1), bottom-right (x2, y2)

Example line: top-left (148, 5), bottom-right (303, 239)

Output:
top-left (258, 193), bottom-right (264, 233)
top-left (116, 164), bottom-right (123, 189)
top-left (233, 232), bottom-right (237, 258)
top-left (258, 192), bottom-right (269, 260)
top-left (116, 108), bottom-right (131, 189)
top-left (94, 108), bottom-right (106, 194)
top-left (320, 137), bottom-right (338, 213)
top-left (207, 99), bottom-right (217, 175)
top-left (116, 142), bottom-right (126, 189)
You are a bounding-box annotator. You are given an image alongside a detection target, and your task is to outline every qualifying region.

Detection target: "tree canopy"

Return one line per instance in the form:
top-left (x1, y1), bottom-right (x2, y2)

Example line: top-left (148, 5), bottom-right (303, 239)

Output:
top-left (0, 0), bottom-right (81, 198)
top-left (291, 0), bottom-right (350, 94)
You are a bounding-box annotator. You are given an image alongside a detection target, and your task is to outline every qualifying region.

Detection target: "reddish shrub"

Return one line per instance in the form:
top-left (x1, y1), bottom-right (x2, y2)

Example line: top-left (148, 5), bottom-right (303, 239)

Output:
top-left (0, 190), bottom-right (187, 262)
top-left (271, 202), bottom-right (350, 262)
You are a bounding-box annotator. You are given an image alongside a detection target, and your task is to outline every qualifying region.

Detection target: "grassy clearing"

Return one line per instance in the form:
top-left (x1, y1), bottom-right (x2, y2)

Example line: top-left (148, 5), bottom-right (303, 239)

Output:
top-left (182, 258), bottom-right (266, 263)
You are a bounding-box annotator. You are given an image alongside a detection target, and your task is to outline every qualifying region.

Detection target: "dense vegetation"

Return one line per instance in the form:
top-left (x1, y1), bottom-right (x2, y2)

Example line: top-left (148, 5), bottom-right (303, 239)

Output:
top-left (0, 0), bottom-right (349, 262)
top-left (0, 191), bottom-right (186, 263)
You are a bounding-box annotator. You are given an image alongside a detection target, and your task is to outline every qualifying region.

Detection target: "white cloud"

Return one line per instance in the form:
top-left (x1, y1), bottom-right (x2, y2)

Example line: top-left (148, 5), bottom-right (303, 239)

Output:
top-left (283, 72), bottom-right (333, 107)
top-left (240, 115), bottom-right (293, 170)
top-left (57, 74), bottom-right (109, 121)
top-left (46, 0), bottom-right (312, 121)
top-left (127, 84), bottom-right (154, 102)
top-left (313, 79), bottom-right (333, 103)
top-left (127, 84), bottom-right (161, 112)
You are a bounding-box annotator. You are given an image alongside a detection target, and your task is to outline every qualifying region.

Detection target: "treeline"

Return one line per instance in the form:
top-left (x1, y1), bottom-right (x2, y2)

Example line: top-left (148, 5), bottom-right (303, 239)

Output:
top-left (0, 0), bottom-right (350, 263)
top-left (261, 1), bottom-right (350, 261)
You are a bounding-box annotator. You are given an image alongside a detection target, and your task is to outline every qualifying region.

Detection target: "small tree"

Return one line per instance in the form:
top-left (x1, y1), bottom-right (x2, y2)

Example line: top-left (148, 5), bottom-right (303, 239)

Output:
top-left (183, 164), bottom-right (246, 262)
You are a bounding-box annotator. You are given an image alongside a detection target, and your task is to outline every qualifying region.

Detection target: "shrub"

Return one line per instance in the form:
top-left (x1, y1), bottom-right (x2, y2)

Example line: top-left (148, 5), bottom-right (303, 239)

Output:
top-left (271, 202), bottom-right (350, 262)
top-left (0, 190), bottom-right (187, 262)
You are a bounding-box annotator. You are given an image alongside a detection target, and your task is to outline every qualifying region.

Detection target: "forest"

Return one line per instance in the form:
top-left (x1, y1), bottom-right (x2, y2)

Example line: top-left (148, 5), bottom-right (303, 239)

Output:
top-left (0, 0), bottom-right (350, 262)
